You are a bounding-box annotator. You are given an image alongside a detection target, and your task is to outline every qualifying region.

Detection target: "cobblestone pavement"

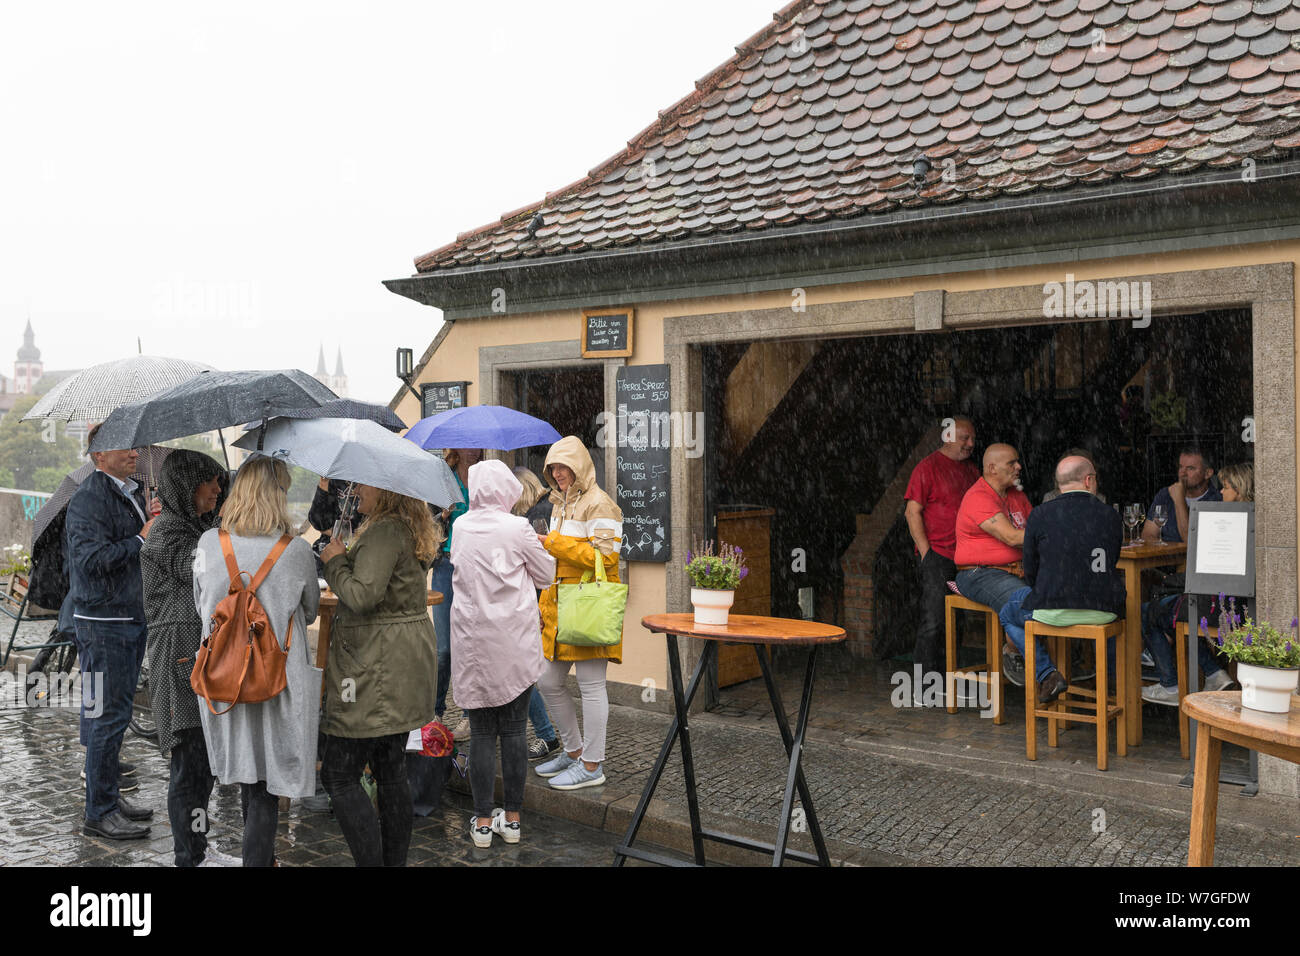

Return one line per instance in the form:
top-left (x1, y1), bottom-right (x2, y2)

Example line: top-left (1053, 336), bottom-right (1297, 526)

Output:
top-left (0, 705), bottom-right (655, 867)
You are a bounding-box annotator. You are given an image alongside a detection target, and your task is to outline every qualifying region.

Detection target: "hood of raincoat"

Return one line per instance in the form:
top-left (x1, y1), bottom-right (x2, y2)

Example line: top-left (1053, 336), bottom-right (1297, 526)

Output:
top-left (469, 459), bottom-right (522, 514)
top-left (155, 449), bottom-right (225, 537)
top-left (544, 436), bottom-right (597, 501)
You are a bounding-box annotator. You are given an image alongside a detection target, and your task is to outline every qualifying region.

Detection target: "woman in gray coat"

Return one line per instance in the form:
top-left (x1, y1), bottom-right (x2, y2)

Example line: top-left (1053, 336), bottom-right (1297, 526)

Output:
top-left (193, 457), bottom-right (321, 867)
top-left (141, 449), bottom-right (225, 867)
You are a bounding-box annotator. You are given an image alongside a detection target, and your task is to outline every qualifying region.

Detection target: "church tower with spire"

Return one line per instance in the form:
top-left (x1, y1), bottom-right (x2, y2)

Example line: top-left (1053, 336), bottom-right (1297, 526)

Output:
top-left (312, 343), bottom-right (348, 397)
top-left (14, 320), bottom-right (43, 394)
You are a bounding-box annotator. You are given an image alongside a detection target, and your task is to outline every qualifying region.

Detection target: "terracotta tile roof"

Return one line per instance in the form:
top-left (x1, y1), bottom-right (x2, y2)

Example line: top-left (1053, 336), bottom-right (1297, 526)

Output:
top-left (414, 0), bottom-right (1300, 272)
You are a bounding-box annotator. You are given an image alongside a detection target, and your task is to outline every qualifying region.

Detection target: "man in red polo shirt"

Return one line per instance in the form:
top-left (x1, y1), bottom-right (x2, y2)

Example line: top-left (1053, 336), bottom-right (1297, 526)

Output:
top-left (904, 416), bottom-right (979, 681)
top-left (953, 444), bottom-right (1034, 639)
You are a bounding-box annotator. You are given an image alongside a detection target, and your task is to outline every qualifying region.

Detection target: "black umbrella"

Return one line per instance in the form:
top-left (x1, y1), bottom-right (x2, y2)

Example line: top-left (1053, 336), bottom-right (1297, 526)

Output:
top-left (89, 369), bottom-right (338, 454)
top-left (244, 398), bottom-right (406, 433)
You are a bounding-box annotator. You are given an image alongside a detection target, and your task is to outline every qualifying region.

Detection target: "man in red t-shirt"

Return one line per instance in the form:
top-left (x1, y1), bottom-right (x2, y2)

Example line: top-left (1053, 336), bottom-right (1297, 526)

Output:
top-left (953, 444), bottom-right (1034, 628)
top-left (904, 416), bottom-right (979, 680)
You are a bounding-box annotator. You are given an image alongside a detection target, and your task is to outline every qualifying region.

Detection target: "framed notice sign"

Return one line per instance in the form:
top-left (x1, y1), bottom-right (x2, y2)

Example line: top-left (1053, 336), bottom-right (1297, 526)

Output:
top-left (1185, 501), bottom-right (1255, 598)
top-left (581, 308), bottom-right (633, 358)
top-left (421, 381), bottom-right (470, 419)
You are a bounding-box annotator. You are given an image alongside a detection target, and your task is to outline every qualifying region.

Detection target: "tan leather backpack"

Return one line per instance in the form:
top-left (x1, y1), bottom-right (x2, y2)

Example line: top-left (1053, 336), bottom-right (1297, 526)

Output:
top-left (191, 530), bottom-right (294, 715)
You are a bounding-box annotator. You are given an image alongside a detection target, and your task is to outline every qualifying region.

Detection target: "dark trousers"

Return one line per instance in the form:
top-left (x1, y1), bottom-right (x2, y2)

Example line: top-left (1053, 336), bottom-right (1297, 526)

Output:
top-left (239, 781), bottom-right (279, 867)
top-left (320, 732), bottom-right (412, 867)
top-left (77, 619), bottom-right (146, 822)
top-left (913, 551), bottom-right (957, 676)
top-left (465, 688), bottom-right (531, 818)
top-left (168, 726), bottom-right (216, 867)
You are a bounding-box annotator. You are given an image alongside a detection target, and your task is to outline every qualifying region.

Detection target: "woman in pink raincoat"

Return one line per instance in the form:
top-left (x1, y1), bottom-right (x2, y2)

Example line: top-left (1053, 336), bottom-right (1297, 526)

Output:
top-left (450, 459), bottom-right (556, 847)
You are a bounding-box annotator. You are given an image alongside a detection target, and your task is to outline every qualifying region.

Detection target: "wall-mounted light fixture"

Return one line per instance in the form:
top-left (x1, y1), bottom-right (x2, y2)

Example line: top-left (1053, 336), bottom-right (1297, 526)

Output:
top-left (395, 347), bottom-right (420, 401)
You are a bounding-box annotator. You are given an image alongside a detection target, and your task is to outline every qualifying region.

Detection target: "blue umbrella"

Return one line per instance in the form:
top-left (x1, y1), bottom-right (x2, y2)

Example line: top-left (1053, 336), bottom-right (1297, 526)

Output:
top-left (405, 405), bottom-right (562, 451)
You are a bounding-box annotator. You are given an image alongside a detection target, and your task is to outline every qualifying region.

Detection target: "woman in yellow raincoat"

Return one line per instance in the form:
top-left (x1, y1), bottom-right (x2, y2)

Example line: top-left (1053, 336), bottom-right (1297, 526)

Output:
top-left (534, 436), bottom-right (622, 791)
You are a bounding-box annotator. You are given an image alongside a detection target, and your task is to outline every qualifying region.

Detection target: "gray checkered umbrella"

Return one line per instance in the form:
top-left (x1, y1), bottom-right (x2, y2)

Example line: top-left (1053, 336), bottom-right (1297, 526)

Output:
top-left (22, 355), bottom-right (216, 423)
top-left (89, 369), bottom-right (338, 452)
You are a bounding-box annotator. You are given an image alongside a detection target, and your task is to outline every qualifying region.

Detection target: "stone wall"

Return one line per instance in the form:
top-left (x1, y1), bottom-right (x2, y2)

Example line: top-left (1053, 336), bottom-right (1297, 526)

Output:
top-left (0, 487), bottom-right (51, 554)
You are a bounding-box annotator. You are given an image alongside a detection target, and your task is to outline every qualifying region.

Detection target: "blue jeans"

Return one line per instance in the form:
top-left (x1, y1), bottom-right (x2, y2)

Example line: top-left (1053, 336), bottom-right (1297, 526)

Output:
top-left (63, 597), bottom-right (94, 747)
top-left (999, 588), bottom-right (1118, 680)
top-left (954, 567), bottom-right (1026, 616)
top-left (430, 555), bottom-right (453, 718)
top-left (529, 685), bottom-right (556, 744)
top-left (77, 618), bottom-right (147, 822)
top-left (1142, 595), bottom-right (1223, 689)
top-left (999, 587), bottom-right (1057, 681)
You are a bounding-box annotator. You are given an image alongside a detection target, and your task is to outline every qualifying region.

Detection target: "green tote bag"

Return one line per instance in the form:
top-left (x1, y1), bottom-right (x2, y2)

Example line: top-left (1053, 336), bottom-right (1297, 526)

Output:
top-left (556, 552), bottom-right (628, 647)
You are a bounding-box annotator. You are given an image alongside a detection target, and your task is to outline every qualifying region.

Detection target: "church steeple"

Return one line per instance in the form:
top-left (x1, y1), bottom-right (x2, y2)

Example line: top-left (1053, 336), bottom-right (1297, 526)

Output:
top-left (334, 347), bottom-right (345, 378)
top-left (14, 319), bottom-right (43, 394)
top-left (315, 343), bottom-right (327, 376)
top-left (17, 320), bottom-right (40, 362)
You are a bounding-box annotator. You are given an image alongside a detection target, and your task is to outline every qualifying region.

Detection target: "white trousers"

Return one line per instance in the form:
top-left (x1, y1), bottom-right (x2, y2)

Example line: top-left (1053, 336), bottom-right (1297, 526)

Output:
top-left (537, 658), bottom-right (609, 764)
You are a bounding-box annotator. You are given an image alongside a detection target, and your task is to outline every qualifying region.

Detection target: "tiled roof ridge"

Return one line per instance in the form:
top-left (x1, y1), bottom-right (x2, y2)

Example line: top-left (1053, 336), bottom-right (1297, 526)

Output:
top-left (417, 0), bottom-right (814, 269)
top-left (413, 0), bottom-right (1300, 275)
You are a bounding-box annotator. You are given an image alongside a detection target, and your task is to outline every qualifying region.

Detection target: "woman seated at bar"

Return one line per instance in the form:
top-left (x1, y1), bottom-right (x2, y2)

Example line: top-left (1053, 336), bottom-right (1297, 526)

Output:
top-left (1139, 462), bottom-right (1250, 706)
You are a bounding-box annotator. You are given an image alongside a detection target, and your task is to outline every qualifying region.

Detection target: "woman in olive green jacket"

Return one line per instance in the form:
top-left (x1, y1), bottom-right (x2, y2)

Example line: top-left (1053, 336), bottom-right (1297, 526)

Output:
top-left (319, 484), bottom-right (440, 867)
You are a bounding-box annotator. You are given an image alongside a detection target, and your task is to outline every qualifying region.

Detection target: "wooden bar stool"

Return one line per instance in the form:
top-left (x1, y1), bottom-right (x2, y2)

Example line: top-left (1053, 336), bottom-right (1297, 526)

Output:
top-left (1168, 623), bottom-right (1219, 760)
top-left (1025, 618), bottom-right (1127, 770)
top-left (943, 594), bottom-right (1005, 724)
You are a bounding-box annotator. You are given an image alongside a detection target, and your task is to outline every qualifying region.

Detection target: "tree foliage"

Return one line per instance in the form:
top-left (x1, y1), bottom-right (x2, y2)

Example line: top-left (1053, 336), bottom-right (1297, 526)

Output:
top-left (0, 394), bottom-right (84, 490)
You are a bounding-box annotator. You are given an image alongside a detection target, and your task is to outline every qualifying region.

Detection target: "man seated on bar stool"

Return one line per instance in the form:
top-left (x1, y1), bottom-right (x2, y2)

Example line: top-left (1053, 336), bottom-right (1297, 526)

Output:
top-left (997, 457), bottom-right (1126, 704)
top-left (953, 443), bottom-right (1033, 690)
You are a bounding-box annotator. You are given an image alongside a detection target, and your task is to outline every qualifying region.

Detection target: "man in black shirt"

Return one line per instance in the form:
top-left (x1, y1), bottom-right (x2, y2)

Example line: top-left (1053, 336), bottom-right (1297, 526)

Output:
top-left (998, 456), bottom-right (1126, 703)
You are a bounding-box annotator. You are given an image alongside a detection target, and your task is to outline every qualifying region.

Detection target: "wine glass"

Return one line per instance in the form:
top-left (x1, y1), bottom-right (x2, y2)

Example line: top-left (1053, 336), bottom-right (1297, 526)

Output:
top-left (1151, 504), bottom-right (1168, 545)
top-left (1123, 504), bottom-right (1140, 546)
top-left (532, 518), bottom-right (550, 536)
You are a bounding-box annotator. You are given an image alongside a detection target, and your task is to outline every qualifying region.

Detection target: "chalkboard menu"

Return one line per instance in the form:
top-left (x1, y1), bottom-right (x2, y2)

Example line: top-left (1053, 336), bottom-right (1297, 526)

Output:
top-left (582, 308), bottom-right (633, 358)
top-left (615, 364), bottom-right (670, 562)
top-left (421, 381), bottom-right (469, 419)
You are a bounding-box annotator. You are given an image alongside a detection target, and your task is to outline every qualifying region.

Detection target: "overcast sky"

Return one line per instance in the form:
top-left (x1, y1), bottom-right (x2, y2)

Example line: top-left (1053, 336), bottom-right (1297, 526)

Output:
top-left (1, 0), bottom-right (779, 406)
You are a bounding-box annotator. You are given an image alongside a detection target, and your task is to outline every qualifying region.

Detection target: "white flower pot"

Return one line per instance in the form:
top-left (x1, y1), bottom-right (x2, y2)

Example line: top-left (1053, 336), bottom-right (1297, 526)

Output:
top-left (691, 588), bottom-right (735, 626)
top-left (1237, 663), bottom-right (1300, 714)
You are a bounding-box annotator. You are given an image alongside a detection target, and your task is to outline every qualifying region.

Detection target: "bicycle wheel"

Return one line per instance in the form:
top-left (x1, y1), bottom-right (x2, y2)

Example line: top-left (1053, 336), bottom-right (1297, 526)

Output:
top-left (128, 655), bottom-right (158, 743)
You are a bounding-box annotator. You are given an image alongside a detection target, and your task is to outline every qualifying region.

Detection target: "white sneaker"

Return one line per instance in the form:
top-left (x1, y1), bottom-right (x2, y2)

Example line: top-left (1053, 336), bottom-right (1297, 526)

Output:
top-left (535, 751), bottom-right (578, 778)
top-left (1204, 669), bottom-right (1234, 692)
top-left (490, 808), bottom-right (520, 844)
top-left (199, 847), bottom-right (241, 867)
top-left (1142, 683), bottom-right (1181, 706)
top-left (469, 815), bottom-right (492, 848)
top-left (452, 718), bottom-right (471, 742)
top-left (548, 761), bottom-right (606, 791)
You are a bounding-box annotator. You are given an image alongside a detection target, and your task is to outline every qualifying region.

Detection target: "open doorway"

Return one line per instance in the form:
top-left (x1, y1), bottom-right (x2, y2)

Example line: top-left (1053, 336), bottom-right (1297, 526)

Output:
top-left (503, 365), bottom-right (605, 484)
top-left (701, 308), bottom-right (1254, 680)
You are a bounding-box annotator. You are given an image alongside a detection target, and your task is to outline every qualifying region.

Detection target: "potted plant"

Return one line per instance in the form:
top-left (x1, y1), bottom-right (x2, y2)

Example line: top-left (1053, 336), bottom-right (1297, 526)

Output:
top-left (1208, 613), bottom-right (1300, 714)
top-left (0, 544), bottom-right (31, 592)
top-left (684, 539), bottom-right (748, 626)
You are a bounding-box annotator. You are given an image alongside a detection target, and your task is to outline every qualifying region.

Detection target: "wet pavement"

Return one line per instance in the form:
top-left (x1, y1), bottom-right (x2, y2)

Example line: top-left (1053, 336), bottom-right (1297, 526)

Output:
top-left (0, 703), bottom-right (645, 867)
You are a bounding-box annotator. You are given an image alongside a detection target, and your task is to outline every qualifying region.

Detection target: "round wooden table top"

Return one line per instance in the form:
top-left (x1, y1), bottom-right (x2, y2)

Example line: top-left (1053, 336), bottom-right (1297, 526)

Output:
top-left (319, 589), bottom-right (444, 608)
top-left (1182, 691), bottom-right (1300, 749)
top-left (641, 613), bottom-right (846, 646)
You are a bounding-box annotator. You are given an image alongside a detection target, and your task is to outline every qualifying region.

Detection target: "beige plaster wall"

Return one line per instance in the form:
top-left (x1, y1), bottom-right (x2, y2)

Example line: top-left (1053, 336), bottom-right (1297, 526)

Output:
top-left (403, 239), bottom-right (1300, 696)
